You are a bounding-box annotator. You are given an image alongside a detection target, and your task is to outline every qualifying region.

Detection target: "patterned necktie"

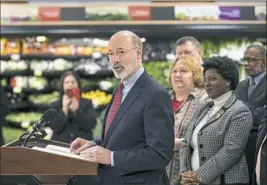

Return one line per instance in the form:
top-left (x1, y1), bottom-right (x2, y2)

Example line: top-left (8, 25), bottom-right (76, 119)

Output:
top-left (105, 82), bottom-right (123, 136)
top-left (248, 79), bottom-right (256, 97)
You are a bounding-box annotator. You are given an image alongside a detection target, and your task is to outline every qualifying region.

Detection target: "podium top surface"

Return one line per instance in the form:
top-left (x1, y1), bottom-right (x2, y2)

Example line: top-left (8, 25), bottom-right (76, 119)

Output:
top-left (1, 139), bottom-right (98, 175)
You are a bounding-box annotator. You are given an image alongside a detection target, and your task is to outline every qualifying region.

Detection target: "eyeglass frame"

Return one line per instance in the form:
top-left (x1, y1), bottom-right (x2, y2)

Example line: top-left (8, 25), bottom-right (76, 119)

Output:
top-left (241, 57), bottom-right (263, 63)
top-left (106, 46), bottom-right (140, 60)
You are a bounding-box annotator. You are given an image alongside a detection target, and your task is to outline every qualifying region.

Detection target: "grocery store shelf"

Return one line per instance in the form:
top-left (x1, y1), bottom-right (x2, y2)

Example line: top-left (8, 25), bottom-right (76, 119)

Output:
top-left (8, 101), bottom-right (29, 110)
top-left (29, 103), bottom-right (51, 110)
top-left (1, 54), bottom-right (92, 61)
top-left (1, 21), bottom-right (266, 38)
top-left (1, 2), bottom-right (266, 7)
top-left (7, 121), bottom-right (27, 130)
top-left (1, 20), bottom-right (266, 26)
top-left (78, 70), bottom-right (114, 78)
top-left (5, 86), bottom-right (54, 94)
top-left (0, 70), bottom-right (30, 77)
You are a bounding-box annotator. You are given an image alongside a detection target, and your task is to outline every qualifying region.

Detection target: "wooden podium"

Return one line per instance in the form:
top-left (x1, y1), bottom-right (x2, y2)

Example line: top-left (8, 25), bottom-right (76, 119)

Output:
top-left (0, 138), bottom-right (98, 185)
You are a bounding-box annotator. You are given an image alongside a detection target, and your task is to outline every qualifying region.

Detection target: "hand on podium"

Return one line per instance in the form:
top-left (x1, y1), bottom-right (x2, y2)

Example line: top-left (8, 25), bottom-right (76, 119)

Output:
top-left (80, 146), bottom-right (111, 165)
top-left (70, 138), bottom-right (111, 165)
top-left (70, 138), bottom-right (96, 154)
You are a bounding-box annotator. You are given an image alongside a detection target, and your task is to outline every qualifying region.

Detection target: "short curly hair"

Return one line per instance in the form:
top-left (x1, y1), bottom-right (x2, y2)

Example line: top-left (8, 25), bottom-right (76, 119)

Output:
top-left (203, 56), bottom-right (239, 90)
top-left (169, 56), bottom-right (204, 88)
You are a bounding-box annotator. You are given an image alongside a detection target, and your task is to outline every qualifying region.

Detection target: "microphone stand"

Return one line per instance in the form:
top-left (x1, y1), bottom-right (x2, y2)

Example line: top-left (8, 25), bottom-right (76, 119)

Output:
top-left (18, 121), bottom-right (48, 147)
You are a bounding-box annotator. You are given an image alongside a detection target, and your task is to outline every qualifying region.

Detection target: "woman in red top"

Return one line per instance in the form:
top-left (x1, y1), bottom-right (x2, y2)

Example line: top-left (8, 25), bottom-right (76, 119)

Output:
top-left (167, 56), bottom-right (208, 185)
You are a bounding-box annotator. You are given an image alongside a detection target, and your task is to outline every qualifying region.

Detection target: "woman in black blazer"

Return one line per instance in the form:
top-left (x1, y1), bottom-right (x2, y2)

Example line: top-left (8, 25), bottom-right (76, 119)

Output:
top-left (49, 71), bottom-right (99, 185)
top-left (49, 71), bottom-right (97, 143)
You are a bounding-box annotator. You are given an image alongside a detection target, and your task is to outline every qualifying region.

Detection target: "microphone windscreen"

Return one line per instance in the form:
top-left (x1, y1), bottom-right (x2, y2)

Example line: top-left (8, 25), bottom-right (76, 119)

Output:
top-left (41, 108), bottom-right (58, 122)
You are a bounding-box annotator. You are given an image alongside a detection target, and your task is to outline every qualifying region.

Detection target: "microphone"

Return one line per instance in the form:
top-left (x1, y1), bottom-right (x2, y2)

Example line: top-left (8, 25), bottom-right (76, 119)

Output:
top-left (32, 108), bottom-right (57, 132)
top-left (23, 108), bottom-right (57, 147)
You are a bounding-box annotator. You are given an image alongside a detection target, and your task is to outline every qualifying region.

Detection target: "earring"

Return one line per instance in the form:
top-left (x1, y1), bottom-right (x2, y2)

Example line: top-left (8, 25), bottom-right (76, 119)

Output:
top-left (226, 83), bottom-right (230, 86)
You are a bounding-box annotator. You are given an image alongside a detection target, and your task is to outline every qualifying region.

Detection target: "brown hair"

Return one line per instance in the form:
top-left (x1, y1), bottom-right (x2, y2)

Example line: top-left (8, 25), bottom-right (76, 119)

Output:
top-left (168, 56), bottom-right (204, 88)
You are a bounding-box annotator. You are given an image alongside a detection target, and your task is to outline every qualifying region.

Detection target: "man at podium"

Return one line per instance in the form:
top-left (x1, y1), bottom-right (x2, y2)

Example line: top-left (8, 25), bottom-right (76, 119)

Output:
top-left (70, 30), bottom-right (175, 185)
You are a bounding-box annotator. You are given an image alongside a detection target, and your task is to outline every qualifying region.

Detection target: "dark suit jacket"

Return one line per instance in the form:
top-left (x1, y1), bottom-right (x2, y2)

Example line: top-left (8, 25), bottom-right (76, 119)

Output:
top-left (0, 86), bottom-right (8, 146)
top-left (234, 74), bottom-right (266, 127)
top-left (49, 98), bottom-right (97, 143)
top-left (95, 72), bottom-right (174, 185)
top-left (234, 74), bottom-right (266, 183)
top-left (252, 114), bottom-right (267, 185)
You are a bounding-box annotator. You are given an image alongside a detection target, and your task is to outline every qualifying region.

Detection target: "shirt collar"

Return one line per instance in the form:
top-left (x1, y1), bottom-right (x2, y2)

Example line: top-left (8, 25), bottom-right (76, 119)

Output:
top-left (251, 72), bottom-right (266, 86)
top-left (170, 87), bottom-right (204, 100)
top-left (122, 67), bottom-right (144, 89)
top-left (213, 90), bottom-right (233, 107)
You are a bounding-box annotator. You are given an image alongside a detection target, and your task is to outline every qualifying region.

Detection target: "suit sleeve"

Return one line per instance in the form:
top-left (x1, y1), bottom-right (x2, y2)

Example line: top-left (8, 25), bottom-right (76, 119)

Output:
top-left (197, 107), bottom-right (253, 184)
top-left (234, 82), bottom-right (266, 127)
top-left (0, 86), bottom-right (8, 124)
top-left (49, 101), bottom-right (69, 134)
top-left (246, 104), bottom-right (266, 128)
top-left (72, 99), bottom-right (97, 131)
top-left (113, 90), bottom-right (175, 174)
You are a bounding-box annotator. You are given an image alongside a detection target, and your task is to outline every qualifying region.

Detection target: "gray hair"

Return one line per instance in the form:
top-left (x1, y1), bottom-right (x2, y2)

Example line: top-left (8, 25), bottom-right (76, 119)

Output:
top-left (176, 36), bottom-right (201, 49)
top-left (246, 44), bottom-right (266, 59)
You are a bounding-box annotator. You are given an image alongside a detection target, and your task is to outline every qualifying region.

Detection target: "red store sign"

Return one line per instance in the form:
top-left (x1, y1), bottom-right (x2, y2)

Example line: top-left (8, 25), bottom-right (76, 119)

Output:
top-left (38, 7), bottom-right (61, 21)
top-left (128, 6), bottom-right (151, 20)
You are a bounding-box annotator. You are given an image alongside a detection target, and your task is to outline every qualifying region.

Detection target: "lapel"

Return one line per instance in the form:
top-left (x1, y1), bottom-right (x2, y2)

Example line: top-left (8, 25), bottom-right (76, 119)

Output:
top-left (243, 79), bottom-right (250, 101)
top-left (256, 122), bottom-right (267, 152)
top-left (249, 74), bottom-right (266, 101)
top-left (101, 95), bottom-right (114, 143)
top-left (201, 94), bottom-right (237, 130)
top-left (102, 73), bottom-right (146, 146)
top-left (193, 101), bottom-right (213, 129)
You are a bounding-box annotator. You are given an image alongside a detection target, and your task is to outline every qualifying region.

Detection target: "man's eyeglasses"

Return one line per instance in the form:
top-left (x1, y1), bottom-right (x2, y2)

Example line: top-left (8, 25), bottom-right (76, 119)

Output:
top-left (106, 47), bottom-right (139, 60)
top-left (241, 57), bottom-right (262, 63)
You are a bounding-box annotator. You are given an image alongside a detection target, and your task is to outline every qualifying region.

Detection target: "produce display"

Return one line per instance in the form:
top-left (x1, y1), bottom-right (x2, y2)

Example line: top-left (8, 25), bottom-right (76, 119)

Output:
top-left (28, 91), bottom-right (59, 105)
top-left (85, 7), bottom-right (130, 21)
top-left (1, 60), bottom-right (28, 72)
top-left (6, 112), bottom-right (43, 128)
top-left (6, 91), bottom-right (27, 104)
top-left (9, 76), bottom-right (48, 89)
top-left (82, 90), bottom-right (112, 108)
top-left (0, 38), bottom-right (20, 55)
top-left (30, 59), bottom-right (74, 71)
top-left (144, 61), bottom-right (171, 89)
top-left (1, 37), bottom-right (109, 56)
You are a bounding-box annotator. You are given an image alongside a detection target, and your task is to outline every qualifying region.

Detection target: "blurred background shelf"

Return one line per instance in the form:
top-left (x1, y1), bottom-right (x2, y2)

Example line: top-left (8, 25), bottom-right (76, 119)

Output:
top-left (1, 54), bottom-right (93, 60)
top-left (1, 23), bottom-right (266, 38)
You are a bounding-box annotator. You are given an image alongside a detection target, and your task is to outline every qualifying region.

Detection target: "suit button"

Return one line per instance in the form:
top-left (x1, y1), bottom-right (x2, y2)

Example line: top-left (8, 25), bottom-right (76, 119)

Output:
top-left (199, 131), bottom-right (202, 135)
top-left (201, 157), bottom-right (206, 161)
top-left (199, 144), bottom-right (203, 148)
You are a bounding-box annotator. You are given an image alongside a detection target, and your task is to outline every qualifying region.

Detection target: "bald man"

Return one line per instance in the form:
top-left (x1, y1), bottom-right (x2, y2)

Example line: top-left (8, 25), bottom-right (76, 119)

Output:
top-left (70, 31), bottom-right (174, 185)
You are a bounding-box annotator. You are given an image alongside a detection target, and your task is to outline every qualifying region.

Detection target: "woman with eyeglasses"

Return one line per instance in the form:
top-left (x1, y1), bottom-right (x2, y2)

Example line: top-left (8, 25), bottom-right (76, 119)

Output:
top-left (166, 56), bottom-right (208, 185)
top-left (179, 56), bottom-right (252, 185)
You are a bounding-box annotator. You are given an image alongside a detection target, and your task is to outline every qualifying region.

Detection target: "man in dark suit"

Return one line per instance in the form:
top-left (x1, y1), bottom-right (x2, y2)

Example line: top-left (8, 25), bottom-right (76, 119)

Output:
top-left (70, 30), bottom-right (175, 185)
top-left (252, 113), bottom-right (267, 185)
top-left (234, 44), bottom-right (266, 184)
